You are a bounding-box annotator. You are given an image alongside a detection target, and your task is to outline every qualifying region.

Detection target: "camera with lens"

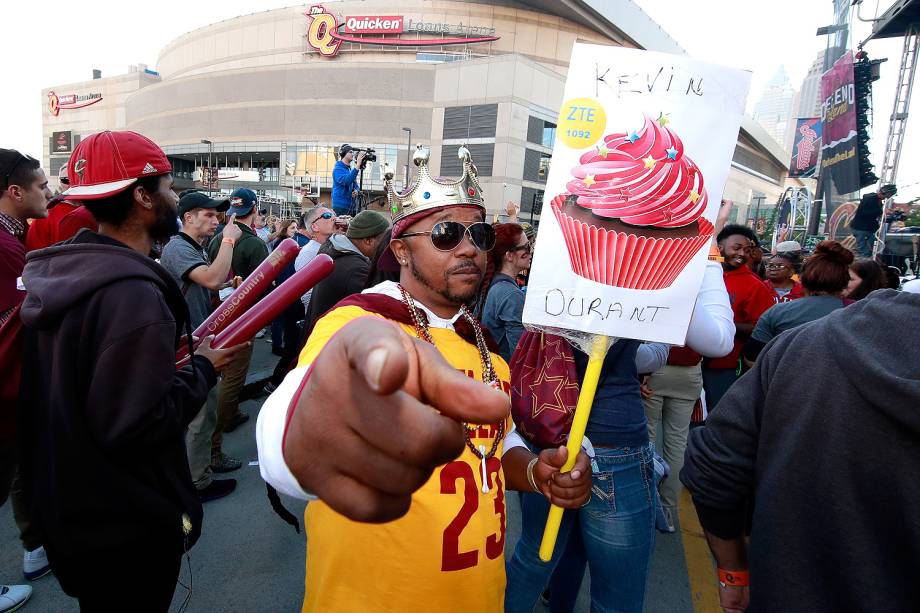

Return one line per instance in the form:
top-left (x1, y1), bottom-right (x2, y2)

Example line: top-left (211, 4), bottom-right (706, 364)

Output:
top-left (886, 209), bottom-right (906, 224)
top-left (353, 147), bottom-right (376, 169)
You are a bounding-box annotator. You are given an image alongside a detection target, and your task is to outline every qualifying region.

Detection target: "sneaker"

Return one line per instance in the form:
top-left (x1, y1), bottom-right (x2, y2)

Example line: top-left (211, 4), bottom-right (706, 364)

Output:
top-left (23, 546), bottom-right (51, 581)
top-left (198, 479), bottom-right (237, 503)
top-left (222, 412), bottom-right (250, 433)
top-left (0, 584), bottom-right (31, 613)
top-left (210, 452), bottom-right (242, 473)
top-left (254, 329), bottom-right (266, 339)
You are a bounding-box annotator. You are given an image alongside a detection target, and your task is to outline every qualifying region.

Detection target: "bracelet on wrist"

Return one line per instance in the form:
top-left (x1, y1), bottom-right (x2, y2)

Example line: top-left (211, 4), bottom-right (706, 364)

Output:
top-left (222, 237), bottom-right (236, 247)
top-left (717, 568), bottom-right (749, 588)
top-left (526, 457), bottom-right (540, 493)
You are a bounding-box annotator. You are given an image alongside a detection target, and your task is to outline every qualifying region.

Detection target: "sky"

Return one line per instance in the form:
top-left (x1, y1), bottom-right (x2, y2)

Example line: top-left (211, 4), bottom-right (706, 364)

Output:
top-left (633, 0), bottom-right (919, 200)
top-left (2, 0), bottom-right (916, 199)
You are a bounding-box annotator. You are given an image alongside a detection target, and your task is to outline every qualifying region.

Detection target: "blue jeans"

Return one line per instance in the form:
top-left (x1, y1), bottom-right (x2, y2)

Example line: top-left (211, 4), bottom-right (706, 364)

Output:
top-left (853, 229), bottom-right (876, 258)
top-left (505, 444), bottom-right (656, 613)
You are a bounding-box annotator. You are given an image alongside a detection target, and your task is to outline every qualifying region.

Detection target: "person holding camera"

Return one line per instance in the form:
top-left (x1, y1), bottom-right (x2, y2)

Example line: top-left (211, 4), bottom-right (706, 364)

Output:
top-left (851, 183), bottom-right (897, 257)
top-left (332, 144), bottom-right (365, 216)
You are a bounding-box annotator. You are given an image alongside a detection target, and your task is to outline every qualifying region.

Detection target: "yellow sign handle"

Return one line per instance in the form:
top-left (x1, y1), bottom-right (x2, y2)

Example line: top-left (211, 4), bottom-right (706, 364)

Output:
top-left (538, 335), bottom-right (609, 562)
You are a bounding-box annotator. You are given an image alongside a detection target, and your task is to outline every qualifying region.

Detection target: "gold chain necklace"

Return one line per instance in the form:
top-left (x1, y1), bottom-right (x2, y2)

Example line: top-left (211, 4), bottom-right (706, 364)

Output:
top-left (397, 284), bottom-right (505, 494)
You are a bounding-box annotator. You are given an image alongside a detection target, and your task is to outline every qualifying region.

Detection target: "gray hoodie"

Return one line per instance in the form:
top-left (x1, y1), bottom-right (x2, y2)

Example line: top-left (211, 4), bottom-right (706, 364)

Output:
top-left (681, 289), bottom-right (920, 611)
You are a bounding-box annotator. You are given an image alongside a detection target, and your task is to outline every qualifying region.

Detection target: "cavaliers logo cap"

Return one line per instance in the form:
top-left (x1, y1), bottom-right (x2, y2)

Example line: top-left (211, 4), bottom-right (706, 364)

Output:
top-left (63, 130), bottom-right (171, 200)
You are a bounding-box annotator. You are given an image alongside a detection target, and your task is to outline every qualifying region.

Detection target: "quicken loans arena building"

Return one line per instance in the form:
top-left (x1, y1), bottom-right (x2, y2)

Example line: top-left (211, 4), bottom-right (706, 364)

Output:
top-left (41, 0), bottom-right (792, 222)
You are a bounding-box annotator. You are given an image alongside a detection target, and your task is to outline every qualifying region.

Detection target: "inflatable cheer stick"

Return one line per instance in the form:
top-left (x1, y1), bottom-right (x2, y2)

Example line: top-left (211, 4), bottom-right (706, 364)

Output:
top-left (175, 238), bottom-right (300, 367)
top-left (211, 254), bottom-right (334, 350)
top-left (538, 335), bottom-right (609, 562)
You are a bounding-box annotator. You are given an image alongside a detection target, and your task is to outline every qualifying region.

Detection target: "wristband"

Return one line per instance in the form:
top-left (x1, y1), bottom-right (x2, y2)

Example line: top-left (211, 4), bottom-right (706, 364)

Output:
top-left (222, 237), bottom-right (236, 247)
top-left (526, 457), bottom-right (540, 493)
top-left (717, 568), bottom-right (749, 588)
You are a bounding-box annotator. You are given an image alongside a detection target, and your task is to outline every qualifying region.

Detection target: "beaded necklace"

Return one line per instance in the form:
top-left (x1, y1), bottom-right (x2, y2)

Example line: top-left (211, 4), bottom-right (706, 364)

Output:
top-left (397, 283), bottom-right (505, 494)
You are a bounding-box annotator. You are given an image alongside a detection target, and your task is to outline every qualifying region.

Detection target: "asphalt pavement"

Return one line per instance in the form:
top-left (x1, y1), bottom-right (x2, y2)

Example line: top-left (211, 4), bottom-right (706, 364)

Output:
top-left (1, 340), bottom-right (707, 612)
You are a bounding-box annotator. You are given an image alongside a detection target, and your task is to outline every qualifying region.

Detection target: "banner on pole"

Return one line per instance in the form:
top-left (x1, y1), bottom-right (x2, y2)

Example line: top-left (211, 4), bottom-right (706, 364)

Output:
top-left (819, 51), bottom-right (859, 194)
top-left (789, 117), bottom-right (821, 177)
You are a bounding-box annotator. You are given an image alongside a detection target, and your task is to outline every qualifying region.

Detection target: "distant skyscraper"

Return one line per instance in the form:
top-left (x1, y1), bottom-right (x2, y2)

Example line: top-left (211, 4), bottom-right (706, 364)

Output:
top-left (783, 51), bottom-right (826, 153)
top-left (753, 66), bottom-right (797, 152)
top-left (797, 51), bottom-right (826, 119)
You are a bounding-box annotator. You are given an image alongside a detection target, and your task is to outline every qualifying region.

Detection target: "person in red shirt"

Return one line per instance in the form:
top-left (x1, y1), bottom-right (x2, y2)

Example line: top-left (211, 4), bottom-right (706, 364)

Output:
top-left (24, 165), bottom-right (96, 251)
top-left (703, 224), bottom-right (774, 410)
top-left (763, 253), bottom-right (805, 303)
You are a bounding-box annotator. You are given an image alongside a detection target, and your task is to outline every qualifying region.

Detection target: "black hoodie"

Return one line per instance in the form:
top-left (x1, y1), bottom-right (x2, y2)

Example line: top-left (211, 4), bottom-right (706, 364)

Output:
top-left (305, 234), bottom-right (370, 325)
top-left (18, 230), bottom-right (216, 560)
top-left (681, 290), bottom-right (920, 611)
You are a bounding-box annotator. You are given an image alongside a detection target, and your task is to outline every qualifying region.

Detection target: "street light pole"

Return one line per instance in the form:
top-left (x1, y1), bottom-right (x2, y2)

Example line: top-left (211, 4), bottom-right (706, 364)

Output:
top-left (201, 139), bottom-right (213, 195)
top-left (401, 127), bottom-right (411, 188)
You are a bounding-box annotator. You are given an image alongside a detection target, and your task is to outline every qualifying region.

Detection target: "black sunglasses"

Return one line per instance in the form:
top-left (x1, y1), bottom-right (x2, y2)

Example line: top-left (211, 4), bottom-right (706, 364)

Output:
top-left (401, 221), bottom-right (496, 252)
top-left (509, 241), bottom-right (532, 254)
top-left (2, 153), bottom-right (37, 191)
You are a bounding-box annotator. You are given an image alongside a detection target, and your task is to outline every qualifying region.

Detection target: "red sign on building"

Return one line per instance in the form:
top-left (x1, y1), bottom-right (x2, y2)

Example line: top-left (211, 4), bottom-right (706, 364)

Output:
top-left (343, 16), bottom-right (404, 34)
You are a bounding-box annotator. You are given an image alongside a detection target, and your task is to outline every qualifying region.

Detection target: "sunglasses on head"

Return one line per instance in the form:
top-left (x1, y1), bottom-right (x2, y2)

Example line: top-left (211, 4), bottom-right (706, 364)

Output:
top-left (400, 221), bottom-right (496, 252)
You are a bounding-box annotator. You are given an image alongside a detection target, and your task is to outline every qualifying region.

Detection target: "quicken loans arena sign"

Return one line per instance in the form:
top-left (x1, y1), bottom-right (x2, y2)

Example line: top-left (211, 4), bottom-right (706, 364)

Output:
top-left (305, 4), bottom-right (499, 58)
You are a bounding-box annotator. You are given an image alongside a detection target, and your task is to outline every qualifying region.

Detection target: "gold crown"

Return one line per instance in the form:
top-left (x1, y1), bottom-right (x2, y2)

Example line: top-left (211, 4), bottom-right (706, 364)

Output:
top-left (384, 144), bottom-right (484, 223)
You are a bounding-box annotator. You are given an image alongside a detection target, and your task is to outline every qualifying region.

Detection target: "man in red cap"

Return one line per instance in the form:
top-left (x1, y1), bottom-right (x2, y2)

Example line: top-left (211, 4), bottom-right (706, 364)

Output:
top-left (256, 146), bottom-right (592, 612)
top-left (24, 163), bottom-right (97, 251)
top-left (17, 131), bottom-right (248, 610)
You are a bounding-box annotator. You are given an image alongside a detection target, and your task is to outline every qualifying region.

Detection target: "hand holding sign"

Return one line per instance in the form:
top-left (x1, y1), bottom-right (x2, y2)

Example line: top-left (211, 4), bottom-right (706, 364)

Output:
top-left (520, 43), bottom-right (751, 562)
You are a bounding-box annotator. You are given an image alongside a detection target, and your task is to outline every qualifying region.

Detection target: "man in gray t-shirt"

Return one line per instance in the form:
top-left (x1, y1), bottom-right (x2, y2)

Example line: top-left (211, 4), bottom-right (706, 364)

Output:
top-left (161, 234), bottom-right (215, 329)
top-left (159, 190), bottom-right (242, 502)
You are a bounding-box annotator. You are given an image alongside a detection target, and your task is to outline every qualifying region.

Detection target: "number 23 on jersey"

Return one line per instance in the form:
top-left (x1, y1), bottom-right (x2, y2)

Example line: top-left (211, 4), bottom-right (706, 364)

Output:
top-left (440, 457), bottom-right (506, 572)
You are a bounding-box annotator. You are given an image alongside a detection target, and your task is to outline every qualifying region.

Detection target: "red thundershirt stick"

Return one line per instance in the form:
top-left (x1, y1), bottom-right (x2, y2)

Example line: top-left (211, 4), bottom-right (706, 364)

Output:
top-left (211, 254), bottom-right (334, 350)
top-left (175, 238), bottom-right (300, 366)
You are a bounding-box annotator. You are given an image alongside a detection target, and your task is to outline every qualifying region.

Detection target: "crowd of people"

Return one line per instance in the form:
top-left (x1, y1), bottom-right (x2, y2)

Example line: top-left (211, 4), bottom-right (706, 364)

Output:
top-left (0, 130), bottom-right (918, 613)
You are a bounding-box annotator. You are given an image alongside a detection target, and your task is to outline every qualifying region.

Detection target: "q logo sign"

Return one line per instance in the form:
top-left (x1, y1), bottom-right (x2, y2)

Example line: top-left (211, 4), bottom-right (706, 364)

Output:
top-left (48, 91), bottom-right (60, 116)
top-left (306, 5), bottom-right (342, 57)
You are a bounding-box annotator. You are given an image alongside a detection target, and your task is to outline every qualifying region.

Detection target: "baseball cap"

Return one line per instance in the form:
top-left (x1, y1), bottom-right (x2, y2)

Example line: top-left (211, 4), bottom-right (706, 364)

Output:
top-left (178, 191), bottom-right (230, 217)
top-left (775, 240), bottom-right (803, 253)
top-left (228, 188), bottom-right (258, 216)
top-left (63, 130), bottom-right (171, 200)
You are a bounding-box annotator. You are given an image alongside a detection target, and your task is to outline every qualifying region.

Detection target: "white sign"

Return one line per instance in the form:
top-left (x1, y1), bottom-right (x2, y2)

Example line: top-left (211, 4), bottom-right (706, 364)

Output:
top-left (523, 44), bottom-right (751, 345)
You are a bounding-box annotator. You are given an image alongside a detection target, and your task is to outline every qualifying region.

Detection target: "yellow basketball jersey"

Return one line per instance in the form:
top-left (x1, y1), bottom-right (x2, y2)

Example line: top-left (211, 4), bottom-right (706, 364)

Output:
top-left (296, 305), bottom-right (512, 613)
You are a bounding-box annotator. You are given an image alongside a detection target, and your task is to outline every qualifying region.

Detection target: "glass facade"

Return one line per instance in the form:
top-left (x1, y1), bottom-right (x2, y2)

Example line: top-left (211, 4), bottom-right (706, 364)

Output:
top-left (542, 122), bottom-right (556, 149)
top-left (285, 142), bottom-right (401, 193)
top-left (161, 140), bottom-right (404, 203)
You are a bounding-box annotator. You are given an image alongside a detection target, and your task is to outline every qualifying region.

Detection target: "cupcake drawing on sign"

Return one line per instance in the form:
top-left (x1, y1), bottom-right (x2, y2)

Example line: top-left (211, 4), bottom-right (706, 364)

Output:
top-left (552, 114), bottom-right (715, 290)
